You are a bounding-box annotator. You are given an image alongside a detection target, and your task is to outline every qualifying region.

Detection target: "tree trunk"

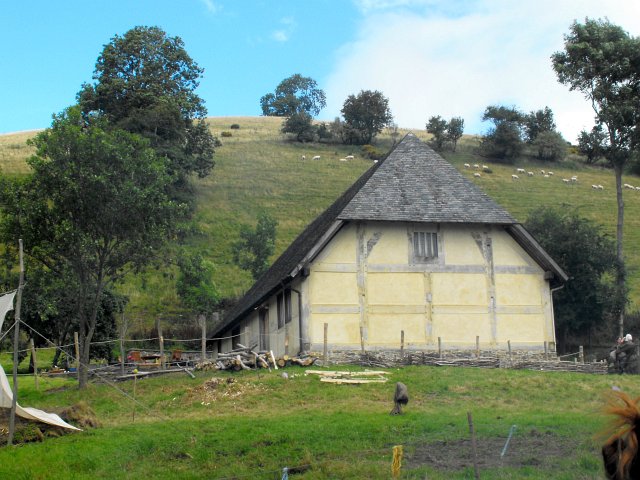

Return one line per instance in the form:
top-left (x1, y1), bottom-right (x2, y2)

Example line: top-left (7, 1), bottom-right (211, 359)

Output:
top-left (614, 164), bottom-right (625, 338)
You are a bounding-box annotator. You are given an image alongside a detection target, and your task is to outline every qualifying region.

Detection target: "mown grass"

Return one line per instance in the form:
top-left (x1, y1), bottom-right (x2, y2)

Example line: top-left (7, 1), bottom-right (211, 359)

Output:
top-left (0, 364), bottom-right (632, 478)
top-left (1, 117), bottom-right (640, 320)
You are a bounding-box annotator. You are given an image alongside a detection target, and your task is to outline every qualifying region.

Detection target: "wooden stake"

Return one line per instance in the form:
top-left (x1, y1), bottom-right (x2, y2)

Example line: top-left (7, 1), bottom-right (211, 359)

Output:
top-left (467, 411), bottom-right (481, 479)
top-left (8, 238), bottom-right (24, 447)
top-left (360, 325), bottom-right (365, 353)
top-left (323, 323), bottom-right (328, 365)
top-left (476, 335), bottom-right (480, 358)
top-left (159, 335), bottom-right (165, 370)
top-left (579, 345), bottom-right (584, 363)
top-left (74, 332), bottom-right (80, 376)
top-left (119, 310), bottom-right (127, 376)
top-left (508, 340), bottom-right (512, 366)
top-left (132, 374), bottom-right (137, 423)
top-left (29, 338), bottom-right (38, 391)
top-left (199, 314), bottom-right (207, 362)
top-left (438, 336), bottom-right (442, 359)
top-left (400, 330), bottom-right (405, 359)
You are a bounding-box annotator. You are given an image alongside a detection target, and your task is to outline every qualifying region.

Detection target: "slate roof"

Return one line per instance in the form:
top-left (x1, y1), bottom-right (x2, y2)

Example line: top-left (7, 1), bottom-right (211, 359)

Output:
top-left (215, 134), bottom-right (566, 334)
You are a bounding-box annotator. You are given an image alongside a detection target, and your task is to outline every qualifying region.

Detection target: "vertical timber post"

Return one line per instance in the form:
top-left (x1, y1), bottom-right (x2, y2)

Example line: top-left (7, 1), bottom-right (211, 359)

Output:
top-left (467, 412), bottom-right (481, 479)
top-left (579, 346), bottom-right (584, 364)
top-left (400, 330), bottom-right (405, 360)
top-left (29, 339), bottom-right (38, 391)
top-left (438, 337), bottom-right (442, 359)
top-left (8, 239), bottom-right (24, 446)
top-left (360, 325), bottom-right (365, 353)
top-left (476, 335), bottom-right (480, 358)
top-left (508, 340), bottom-right (512, 367)
top-left (323, 323), bottom-right (328, 366)
top-left (199, 314), bottom-right (207, 362)
top-left (74, 332), bottom-right (80, 376)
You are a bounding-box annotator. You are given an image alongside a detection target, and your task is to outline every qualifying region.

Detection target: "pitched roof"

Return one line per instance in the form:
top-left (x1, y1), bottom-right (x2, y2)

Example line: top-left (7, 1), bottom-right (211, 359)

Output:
top-left (216, 134), bottom-right (566, 333)
top-left (339, 133), bottom-right (516, 224)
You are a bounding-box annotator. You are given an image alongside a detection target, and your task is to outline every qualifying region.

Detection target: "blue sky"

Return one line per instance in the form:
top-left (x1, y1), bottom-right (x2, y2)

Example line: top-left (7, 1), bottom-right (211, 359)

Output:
top-left (2, 0), bottom-right (639, 142)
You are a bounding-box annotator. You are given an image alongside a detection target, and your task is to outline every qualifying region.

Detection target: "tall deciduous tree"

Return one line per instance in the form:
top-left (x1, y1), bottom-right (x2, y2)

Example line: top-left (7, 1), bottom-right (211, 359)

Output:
top-left (523, 106), bottom-right (556, 143)
top-left (341, 90), bottom-right (393, 145)
top-left (78, 26), bottom-right (216, 186)
top-left (447, 117), bottom-right (465, 152)
top-left (524, 208), bottom-right (621, 352)
top-left (426, 116), bottom-right (447, 150)
top-left (552, 18), bottom-right (640, 336)
top-left (480, 105), bottom-right (524, 162)
top-left (260, 74), bottom-right (326, 117)
top-left (176, 251), bottom-right (219, 317)
top-left (0, 107), bottom-right (180, 388)
top-left (232, 213), bottom-right (278, 280)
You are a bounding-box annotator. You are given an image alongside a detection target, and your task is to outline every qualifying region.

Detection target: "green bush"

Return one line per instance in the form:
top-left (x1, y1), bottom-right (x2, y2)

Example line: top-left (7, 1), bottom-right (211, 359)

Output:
top-left (221, 131), bottom-right (233, 138)
top-left (230, 124), bottom-right (240, 129)
top-left (361, 144), bottom-right (385, 160)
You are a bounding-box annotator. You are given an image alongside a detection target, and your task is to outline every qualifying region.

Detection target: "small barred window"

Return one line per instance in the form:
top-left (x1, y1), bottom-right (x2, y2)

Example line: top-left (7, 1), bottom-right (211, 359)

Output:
top-left (413, 232), bottom-right (438, 260)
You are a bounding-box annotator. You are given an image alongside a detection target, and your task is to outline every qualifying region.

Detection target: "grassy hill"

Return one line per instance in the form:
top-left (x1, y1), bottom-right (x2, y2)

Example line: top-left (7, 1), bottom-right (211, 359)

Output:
top-left (2, 117), bottom-right (640, 327)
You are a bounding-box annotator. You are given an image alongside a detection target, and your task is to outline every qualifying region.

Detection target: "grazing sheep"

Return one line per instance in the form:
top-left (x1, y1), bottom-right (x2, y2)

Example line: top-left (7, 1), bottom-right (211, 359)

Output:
top-left (598, 185), bottom-right (604, 190)
top-left (592, 185), bottom-right (599, 189)
top-left (548, 171), bottom-right (554, 176)
top-left (517, 168), bottom-right (526, 173)
top-left (562, 178), bottom-right (570, 183)
top-left (339, 158), bottom-right (347, 162)
top-left (390, 382), bottom-right (409, 415)
top-left (571, 176), bottom-right (578, 182)
top-left (544, 174), bottom-right (550, 178)
top-left (312, 155), bottom-right (321, 160)
top-left (473, 172), bottom-right (481, 178)
top-left (464, 163), bottom-right (471, 168)
top-left (527, 171), bottom-right (534, 176)
top-left (345, 155), bottom-right (354, 160)
top-left (482, 165), bottom-right (489, 170)
top-left (624, 183), bottom-right (635, 189)
top-left (473, 164), bottom-right (480, 169)
top-left (511, 174), bottom-right (520, 180)
top-left (540, 169), bottom-right (546, 175)
top-left (301, 155), bottom-right (306, 160)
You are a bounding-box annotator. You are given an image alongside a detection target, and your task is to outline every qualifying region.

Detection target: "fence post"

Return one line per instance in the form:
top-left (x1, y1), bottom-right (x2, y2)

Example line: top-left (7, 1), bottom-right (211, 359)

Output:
top-left (156, 319), bottom-right (165, 370)
top-left (323, 323), bottom-right (328, 365)
top-left (199, 314), bottom-right (207, 362)
top-left (29, 339), bottom-right (38, 391)
top-left (400, 330), bottom-right (405, 360)
top-left (360, 325), bottom-right (365, 353)
top-left (579, 345), bottom-right (584, 364)
top-left (438, 337), bottom-right (442, 359)
top-left (74, 332), bottom-right (80, 375)
top-left (467, 412), bottom-right (481, 479)
top-left (212, 312), bottom-right (219, 360)
top-left (476, 335), bottom-right (480, 358)
top-left (508, 340), bottom-right (512, 367)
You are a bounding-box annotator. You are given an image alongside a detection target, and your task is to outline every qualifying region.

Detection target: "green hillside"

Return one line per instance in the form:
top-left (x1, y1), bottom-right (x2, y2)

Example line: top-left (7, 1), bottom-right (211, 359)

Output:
top-left (2, 117), bottom-right (640, 325)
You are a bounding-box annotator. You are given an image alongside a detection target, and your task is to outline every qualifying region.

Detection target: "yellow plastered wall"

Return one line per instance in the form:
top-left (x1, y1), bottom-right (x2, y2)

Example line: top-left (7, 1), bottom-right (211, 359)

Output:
top-left (304, 221), bottom-right (556, 350)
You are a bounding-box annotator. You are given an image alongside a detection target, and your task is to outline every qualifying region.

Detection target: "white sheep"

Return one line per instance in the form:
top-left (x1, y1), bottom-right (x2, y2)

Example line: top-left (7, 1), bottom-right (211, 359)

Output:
top-left (301, 155), bottom-right (306, 160)
top-left (346, 155), bottom-right (354, 160)
top-left (527, 171), bottom-right (534, 176)
top-left (592, 185), bottom-right (599, 189)
top-left (548, 171), bottom-right (554, 176)
top-left (544, 174), bottom-right (550, 178)
top-left (598, 185), bottom-right (604, 190)
top-left (473, 164), bottom-right (480, 169)
top-left (511, 174), bottom-right (520, 180)
top-left (473, 172), bottom-right (481, 177)
top-left (562, 178), bottom-right (570, 183)
top-left (540, 169), bottom-right (546, 175)
top-left (571, 176), bottom-right (578, 182)
top-left (482, 165), bottom-right (489, 170)
top-left (464, 163), bottom-right (470, 168)
top-left (516, 168), bottom-right (526, 173)
top-left (312, 155), bottom-right (321, 160)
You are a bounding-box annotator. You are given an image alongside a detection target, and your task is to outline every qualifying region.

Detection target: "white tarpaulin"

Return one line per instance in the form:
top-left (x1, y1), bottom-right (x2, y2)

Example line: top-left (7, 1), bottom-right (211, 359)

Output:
top-left (0, 290), bottom-right (81, 431)
top-left (0, 291), bottom-right (16, 332)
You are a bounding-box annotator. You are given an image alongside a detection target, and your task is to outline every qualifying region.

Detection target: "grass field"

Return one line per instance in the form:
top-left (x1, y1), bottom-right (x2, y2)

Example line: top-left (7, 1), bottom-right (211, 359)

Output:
top-left (1, 117), bottom-right (640, 322)
top-left (0, 362), bottom-right (632, 478)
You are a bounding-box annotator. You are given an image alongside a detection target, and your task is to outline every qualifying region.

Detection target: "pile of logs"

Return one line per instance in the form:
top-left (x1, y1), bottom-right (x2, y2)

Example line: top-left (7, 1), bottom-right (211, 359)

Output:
top-left (194, 343), bottom-right (317, 372)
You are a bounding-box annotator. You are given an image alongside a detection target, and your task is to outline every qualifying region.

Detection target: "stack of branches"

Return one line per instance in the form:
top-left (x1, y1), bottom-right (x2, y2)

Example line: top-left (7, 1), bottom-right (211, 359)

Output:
top-left (195, 343), bottom-right (275, 372)
top-left (195, 344), bottom-right (318, 372)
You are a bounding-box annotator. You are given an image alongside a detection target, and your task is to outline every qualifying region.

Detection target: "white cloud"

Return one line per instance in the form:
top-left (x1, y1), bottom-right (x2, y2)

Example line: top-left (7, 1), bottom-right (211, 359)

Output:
top-left (200, 0), bottom-right (220, 14)
top-left (325, 0), bottom-right (640, 142)
top-left (271, 16), bottom-right (297, 43)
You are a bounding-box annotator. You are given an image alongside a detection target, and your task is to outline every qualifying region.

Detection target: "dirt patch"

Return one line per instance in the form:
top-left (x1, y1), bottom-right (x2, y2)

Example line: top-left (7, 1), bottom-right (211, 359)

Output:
top-left (404, 429), bottom-right (585, 471)
top-left (187, 376), bottom-right (269, 404)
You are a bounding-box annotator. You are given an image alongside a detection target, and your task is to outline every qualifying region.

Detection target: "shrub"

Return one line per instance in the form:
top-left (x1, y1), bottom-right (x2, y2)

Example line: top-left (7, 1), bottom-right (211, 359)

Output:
top-left (221, 131), bottom-right (233, 138)
top-left (230, 124), bottom-right (240, 129)
top-left (361, 144), bottom-right (385, 160)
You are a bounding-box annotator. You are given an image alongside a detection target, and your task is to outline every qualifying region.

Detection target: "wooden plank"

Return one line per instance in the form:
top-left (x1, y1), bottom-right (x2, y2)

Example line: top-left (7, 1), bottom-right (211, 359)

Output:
top-left (306, 369), bottom-right (388, 377)
top-left (320, 377), bottom-right (388, 384)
